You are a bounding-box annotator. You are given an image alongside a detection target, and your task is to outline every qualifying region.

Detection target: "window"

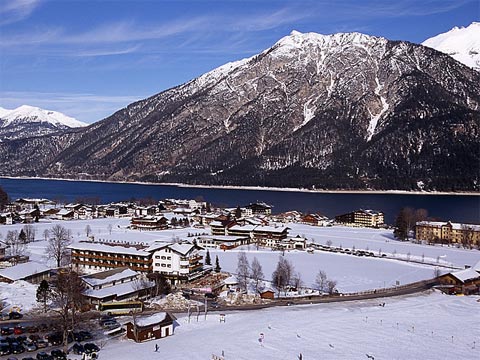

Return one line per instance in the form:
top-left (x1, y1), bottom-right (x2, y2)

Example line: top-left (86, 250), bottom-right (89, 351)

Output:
top-left (161, 256), bottom-right (166, 260)
top-left (155, 263), bottom-right (159, 266)
top-left (167, 256), bottom-right (171, 260)
top-left (155, 256), bottom-right (160, 259)
top-left (167, 264), bottom-right (171, 268)
top-left (161, 264), bottom-right (166, 267)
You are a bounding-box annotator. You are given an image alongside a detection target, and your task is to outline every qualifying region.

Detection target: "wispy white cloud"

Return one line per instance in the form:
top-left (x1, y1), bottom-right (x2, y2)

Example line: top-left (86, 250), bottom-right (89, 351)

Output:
top-left (0, 0), bottom-right (41, 26)
top-left (72, 44), bottom-right (142, 57)
top-left (0, 91), bottom-right (147, 123)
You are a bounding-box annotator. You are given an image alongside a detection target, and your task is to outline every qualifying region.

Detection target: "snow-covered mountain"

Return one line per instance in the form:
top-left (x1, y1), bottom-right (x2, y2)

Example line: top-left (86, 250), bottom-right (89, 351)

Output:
top-left (0, 31), bottom-right (478, 191)
top-left (422, 22), bottom-right (480, 71)
top-left (0, 105), bottom-right (87, 140)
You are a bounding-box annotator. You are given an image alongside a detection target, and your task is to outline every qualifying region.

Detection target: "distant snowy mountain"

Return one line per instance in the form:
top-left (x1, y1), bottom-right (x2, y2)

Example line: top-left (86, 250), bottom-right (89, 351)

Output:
top-left (423, 22), bottom-right (480, 71)
top-left (0, 105), bottom-right (87, 140)
top-left (0, 31), bottom-right (478, 191)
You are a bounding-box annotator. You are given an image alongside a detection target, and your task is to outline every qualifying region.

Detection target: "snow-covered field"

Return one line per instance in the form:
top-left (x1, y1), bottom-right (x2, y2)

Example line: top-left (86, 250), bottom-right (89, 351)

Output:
top-left (1, 218), bottom-right (479, 359)
top-left (97, 291), bottom-right (480, 360)
top-left (2, 218), bottom-right (479, 294)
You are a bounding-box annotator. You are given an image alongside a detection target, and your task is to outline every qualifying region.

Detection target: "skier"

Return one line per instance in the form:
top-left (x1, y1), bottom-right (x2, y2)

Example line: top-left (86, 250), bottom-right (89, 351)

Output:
top-left (155, 343), bottom-right (159, 352)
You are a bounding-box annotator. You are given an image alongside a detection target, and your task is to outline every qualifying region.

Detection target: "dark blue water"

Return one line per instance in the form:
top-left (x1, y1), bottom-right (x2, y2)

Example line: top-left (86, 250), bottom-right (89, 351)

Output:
top-left (1, 177), bottom-right (479, 224)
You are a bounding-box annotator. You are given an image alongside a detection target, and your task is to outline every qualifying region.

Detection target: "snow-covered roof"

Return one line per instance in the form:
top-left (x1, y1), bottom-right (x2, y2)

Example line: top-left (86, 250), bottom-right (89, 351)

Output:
top-left (144, 242), bottom-right (169, 252)
top-left (416, 221), bottom-right (480, 231)
top-left (134, 312), bottom-right (168, 327)
top-left (198, 235), bottom-right (248, 242)
top-left (81, 267), bottom-right (139, 287)
top-left (473, 260), bottom-right (480, 272)
top-left (57, 209), bottom-right (73, 216)
top-left (69, 242), bottom-right (151, 257)
top-left (449, 268), bottom-right (480, 283)
top-left (254, 225), bottom-right (289, 233)
top-left (169, 243), bottom-right (196, 255)
top-left (223, 275), bottom-right (238, 285)
top-left (229, 225), bottom-right (256, 232)
top-left (83, 280), bottom-right (154, 299)
top-left (0, 261), bottom-right (51, 281)
top-left (209, 221), bottom-right (224, 227)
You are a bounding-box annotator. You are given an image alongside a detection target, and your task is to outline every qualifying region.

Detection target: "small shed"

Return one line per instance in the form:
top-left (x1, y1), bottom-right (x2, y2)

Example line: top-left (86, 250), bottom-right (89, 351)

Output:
top-left (126, 312), bottom-right (175, 342)
top-left (0, 261), bottom-right (51, 284)
top-left (260, 289), bottom-right (275, 300)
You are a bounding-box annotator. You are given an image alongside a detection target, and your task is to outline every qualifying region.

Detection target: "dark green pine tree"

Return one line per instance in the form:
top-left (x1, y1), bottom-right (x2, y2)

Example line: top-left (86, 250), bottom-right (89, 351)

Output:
top-left (18, 229), bottom-right (27, 243)
top-left (393, 208), bottom-right (410, 241)
top-left (215, 255), bottom-right (221, 273)
top-left (205, 249), bottom-right (212, 266)
top-left (36, 280), bottom-right (50, 313)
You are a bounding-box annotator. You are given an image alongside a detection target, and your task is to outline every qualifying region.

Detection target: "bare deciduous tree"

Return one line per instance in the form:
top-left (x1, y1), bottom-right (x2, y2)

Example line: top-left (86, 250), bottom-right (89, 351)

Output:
top-left (236, 252), bottom-right (250, 292)
top-left (85, 224), bottom-right (92, 238)
top-left (250, 257), bottom-right (264, 294)
top-left (45, 225), bottom-right (72, 267)
top-left (23, 224), bottom-right (36, 242)
top-left (272, 256), bottom-right (294, 295)
top-left (50, 270), bottom-right (86, 351)
top-left (5, 230), bottom-right (26, 262)
top-left (315, 270), bottom-right (328, 292)
top-left (326, 280), bottom-right (337, 295)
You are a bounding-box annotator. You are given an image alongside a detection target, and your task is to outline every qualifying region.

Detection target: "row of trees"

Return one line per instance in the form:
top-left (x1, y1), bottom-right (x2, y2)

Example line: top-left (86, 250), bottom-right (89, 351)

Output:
top-left (235, 252), bottom-right (337, 296)
top-left (204, 249), bottom-right (221, 272)
top-left (394, 207), bottom-right (428, 241)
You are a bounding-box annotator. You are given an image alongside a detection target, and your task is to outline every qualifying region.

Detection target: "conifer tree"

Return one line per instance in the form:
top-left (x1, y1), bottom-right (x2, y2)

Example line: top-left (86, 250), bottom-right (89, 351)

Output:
top-left (205, 249), bottom-right (212, 266)
top-left (215, 255), bottom-right (221, 273)
top-left (36, 279), bottom-right (50, 313)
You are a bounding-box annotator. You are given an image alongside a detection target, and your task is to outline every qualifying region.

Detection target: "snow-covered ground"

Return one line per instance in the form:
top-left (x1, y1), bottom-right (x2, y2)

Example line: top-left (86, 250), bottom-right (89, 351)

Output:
top-left (2, 218), bottom-right (479, 294)
top-left (95, 291), bottom-right (480, 360)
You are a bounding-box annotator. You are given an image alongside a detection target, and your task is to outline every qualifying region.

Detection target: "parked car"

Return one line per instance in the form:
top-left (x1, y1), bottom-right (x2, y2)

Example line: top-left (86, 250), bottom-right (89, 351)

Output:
top-left (24, 342), bottom-right (37, 352)
top-left (13, 326), bottom-right (24, 335)
top-left (71, 343), bottom-right (84, 355)
top-left (1, 327), bottom-right (12, 335)
top-left (35, 340), bottom-right (48, 349)
top-left (83, 343), bottom-right (99, 354)
top-left (36, 351), bottom-right (53, 360)
top-left (10, 343), bottom-right (25, 354)
top-left (50, 349), bottom-right (67, 360)
top-left (79, 331), bottom-right (92, 340)
top-left (9, 312), bottom-right (23, 320)
top-left (101, 320), bottom-right (119, 329)
top-left (0, 343), bottom-right (11, 355)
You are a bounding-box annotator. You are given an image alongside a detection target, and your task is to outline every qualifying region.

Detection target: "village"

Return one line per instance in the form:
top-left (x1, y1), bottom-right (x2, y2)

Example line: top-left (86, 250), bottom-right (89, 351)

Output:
top-left (0, 196), bottom-right (479, 360)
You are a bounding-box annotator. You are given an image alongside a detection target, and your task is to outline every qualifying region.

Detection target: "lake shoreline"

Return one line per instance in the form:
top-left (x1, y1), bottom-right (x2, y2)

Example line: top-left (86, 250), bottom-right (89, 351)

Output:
top-left (1, 175), bottom-right (478, 196)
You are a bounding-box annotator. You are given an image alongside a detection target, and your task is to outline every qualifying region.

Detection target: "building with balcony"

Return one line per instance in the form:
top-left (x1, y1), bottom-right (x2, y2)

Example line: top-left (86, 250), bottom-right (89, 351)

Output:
top-left (130, 216), bottom-right (169, 230)
top-left (335, 209), bottom-right (384, 228)
top-left (415, 221), bottom-right (480, 246)
top-left (147, 242), bottom-right (205, 285)
top-left (69, 242), bottom-right (153, 273)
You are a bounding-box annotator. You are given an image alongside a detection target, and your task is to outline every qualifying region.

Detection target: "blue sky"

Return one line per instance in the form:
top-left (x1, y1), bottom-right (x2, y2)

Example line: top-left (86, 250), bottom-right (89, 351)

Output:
top-left (0, 0), bottom-right (478, 123)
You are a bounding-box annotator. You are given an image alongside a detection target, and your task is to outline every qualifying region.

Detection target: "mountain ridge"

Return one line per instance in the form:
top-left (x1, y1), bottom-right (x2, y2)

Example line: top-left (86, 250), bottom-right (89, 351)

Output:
top-left (0, 30), bottom-right (478, 191)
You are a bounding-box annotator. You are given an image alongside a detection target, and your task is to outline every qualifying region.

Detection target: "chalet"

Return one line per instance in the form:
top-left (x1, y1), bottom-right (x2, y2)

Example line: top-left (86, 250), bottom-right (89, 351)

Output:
top-left (173, 207), bottom-right (199, 216)
top-left (105, 206), bottom-right (120, 218)
top-left (271, 211), bottom-right (302, 223)
top-left (274, 235), bottom-right (307, 250)
top-left (253, 225), bottom-right (289, 244)
top-left (56, 209), bottom-right (75, 220)
top-left (335, 209), bottom-right (384, 228)
top-left (75, 206), bottom-right (95, 220)
top-left (302, 213), bottom-right (330, 227)
top-left (17, 208), bottom-right (40, 223)
top-left (15, 198), bottom-right (55, 210)
top-left (81, 267), bottom-right (154, 304)
top-left (147, 242), bottom-right (206, 285)
top-left (415, 221), bottom-right (480, 246)
top-left (245, 202), bottom-right (272, 215)
top-left (0, 261), bottom-right (51, 284)
top-left (42, 208), bottom-right (59, 218)
top-left (130, 216), bottom-right (169, 230)
top-left (210, 218), bottom-right (237, 236)
top-left (437, 261), bottom-right (480, 295)
top-left (126, 312), bottom-right (175, 342)
top-left (196, 235), bottom-right (250, 250)
top-left (70, 240), bottom-right (207, 284)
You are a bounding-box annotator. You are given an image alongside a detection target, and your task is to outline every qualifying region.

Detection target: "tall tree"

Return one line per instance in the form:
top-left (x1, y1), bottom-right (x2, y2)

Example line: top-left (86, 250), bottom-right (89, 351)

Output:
top-left (234, 206), bottom-right (242, 219)
top-left (5, 230), bottom-right (26, 263)
top-left (23, 224), bottom-right (36, 242)
top-left (85, 224), bottom-right (92, 238)
top-left (236, 252), bottom-right (250, 292)
top-left (147, 273), bottom-right (171, 296)
top-left (214, 255), bottom-right (221, 273)
top-left (50, 270), bottom-right (86, 351)
top-left (45, 225), bottom-right (72, 267)
top-left (271, 256), bottom-right (294, 295)
top-left (205, 249), bottom-right (212, 266)
top-left (314, 270), bottom-right (328, 292)
top-left (18, 229), bottom-right (27, 243)
top-left (0, 186), bottom-right (8, 210)
top-left (250, 257), bottom-right (264, 294)
top-left (394, 207), bottom-right (413, 241)
top-left (36, 279), bottom-right (51, 313)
